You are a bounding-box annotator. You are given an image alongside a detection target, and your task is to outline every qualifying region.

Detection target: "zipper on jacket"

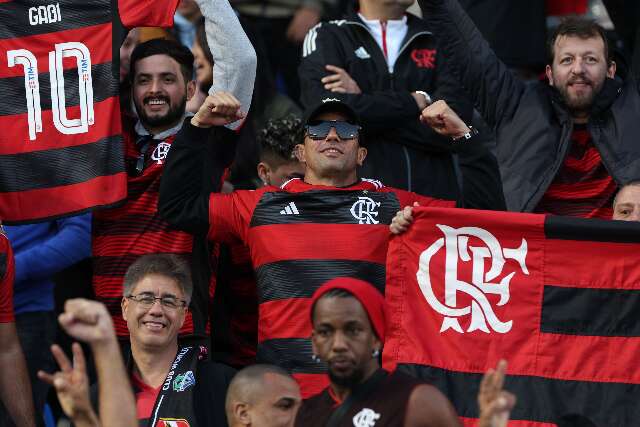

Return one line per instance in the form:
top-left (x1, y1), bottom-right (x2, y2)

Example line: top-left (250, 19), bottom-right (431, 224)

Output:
top-left (402, 146), bottom-right (412, 192)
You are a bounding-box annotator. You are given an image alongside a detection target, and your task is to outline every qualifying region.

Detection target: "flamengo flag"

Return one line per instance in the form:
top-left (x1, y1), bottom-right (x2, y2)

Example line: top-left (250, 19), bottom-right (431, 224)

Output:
top-left (383, 207), bottom-right (640, 427)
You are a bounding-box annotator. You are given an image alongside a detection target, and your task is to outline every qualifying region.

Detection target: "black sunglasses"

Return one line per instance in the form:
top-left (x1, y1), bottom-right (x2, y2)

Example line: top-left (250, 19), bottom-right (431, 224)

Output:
top-left (306, 120), bottom-right (360, 140)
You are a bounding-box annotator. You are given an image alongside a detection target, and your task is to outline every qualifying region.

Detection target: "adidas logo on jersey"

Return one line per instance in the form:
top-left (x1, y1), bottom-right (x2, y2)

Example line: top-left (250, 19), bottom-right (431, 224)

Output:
top-left (279, 202), bottom-right (300, 215)
top-left (29, 3), bottom-right (62, 26)
top-left (355, 47), bottom-right (371, 59)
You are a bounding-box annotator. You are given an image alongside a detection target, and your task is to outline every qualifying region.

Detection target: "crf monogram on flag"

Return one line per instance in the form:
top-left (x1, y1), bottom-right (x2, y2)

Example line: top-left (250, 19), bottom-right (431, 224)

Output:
top-left (384, 207), bottom-right (640, 427)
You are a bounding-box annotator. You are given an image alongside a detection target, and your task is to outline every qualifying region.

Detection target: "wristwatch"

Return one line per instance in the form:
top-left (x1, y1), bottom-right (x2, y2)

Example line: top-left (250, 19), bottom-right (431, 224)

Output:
top-left (451, 125), bottom-right (479, 142)
top-left (414, 90), bottom-right (432, 107)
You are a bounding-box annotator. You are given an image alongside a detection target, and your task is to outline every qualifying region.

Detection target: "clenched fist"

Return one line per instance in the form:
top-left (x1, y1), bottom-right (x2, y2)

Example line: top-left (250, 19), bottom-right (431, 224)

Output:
top-left (191, 92), bottom-right (246, 128)
top-left (420, 100), bottom-right (471, 139)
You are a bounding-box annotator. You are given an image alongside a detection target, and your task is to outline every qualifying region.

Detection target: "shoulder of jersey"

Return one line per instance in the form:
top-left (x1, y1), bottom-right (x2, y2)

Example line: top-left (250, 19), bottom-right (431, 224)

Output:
top-left (302, 20), bottom-right (351, 57)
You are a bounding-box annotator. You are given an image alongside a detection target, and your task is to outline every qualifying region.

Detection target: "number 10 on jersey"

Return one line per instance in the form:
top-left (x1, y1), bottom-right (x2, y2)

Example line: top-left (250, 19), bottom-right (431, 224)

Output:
top-left (7, 42), bottom-right (94, 141)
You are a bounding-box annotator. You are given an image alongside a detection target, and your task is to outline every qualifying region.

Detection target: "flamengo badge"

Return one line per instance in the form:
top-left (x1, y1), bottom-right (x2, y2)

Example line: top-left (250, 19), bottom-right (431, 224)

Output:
top-left (151, 142), bottom-right (171, 164)
top-left (352, 408), bottom-right (380, 427)
top-left (350, 197), bottom-right (380, 224)
top-left (417, 225), bottom-right (529, 334)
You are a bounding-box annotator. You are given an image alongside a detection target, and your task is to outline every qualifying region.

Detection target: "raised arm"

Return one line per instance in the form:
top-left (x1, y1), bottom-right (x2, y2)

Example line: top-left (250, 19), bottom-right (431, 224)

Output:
top-left (196, 0), bottom-right (257, 129)
top-left (158, 93), bottom-right (242, 234)
top-left (418, 0), bottom-right (526, 128)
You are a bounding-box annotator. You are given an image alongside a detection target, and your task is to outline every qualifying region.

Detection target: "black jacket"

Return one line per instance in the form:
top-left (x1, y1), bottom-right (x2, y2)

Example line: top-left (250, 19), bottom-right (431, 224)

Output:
top-left (298, 9), bottom-right (501, 201)
top-left (420, 0), bottom-right (640, 212)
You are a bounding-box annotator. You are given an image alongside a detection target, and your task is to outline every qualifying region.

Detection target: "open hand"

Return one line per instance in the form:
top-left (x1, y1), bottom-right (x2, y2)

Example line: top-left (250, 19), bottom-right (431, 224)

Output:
top-left (321, 65), bottom-right (362, 94)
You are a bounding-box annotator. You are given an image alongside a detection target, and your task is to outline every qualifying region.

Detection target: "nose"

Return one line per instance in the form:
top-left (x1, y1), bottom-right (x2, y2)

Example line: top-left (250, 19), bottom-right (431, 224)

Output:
top-left (149, 77), bottom-right (162, 93)
top-left (570, 57), bottom-right (586, 74)
top-left (330, 330), bottom-right (348, 352)
top-left (630, 208), bottom-right (640, 222)
top-left (146, 298), bottom-right (164, 315)
top-left (325, 126), bottom-right (340, 141)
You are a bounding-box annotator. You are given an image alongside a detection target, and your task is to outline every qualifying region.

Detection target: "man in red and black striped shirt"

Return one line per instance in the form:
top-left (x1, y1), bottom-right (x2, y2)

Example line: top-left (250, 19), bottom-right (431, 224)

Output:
top-left (160, 94), bottom-right (504, 397)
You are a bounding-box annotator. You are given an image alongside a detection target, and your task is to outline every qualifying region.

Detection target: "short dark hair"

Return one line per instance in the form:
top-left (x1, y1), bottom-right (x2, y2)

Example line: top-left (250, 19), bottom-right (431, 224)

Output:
top-left (123, 254), bottom-right (193, 303)
top-left (259, 115), bottom-right (304, 165)
top-left (548, 17), bottom-right (611, 65)
top-left (226, 364), bottom-right (295, 412)
top-left (129, 38), bottom-right (194, 84)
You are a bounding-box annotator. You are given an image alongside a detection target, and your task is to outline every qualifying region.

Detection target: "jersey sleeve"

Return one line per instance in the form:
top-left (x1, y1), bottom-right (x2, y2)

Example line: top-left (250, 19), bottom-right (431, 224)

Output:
top-left (208, 191), bottom-right (261, 244)
top-left (0, 234), bottom-right (15, 323)
top-left (118, 0), bottom-right (179, 28)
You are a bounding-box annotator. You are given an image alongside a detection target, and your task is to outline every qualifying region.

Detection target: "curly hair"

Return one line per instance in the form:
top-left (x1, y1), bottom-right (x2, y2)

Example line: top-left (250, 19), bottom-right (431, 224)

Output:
top-left (258, 115), bottom-right (304, 163)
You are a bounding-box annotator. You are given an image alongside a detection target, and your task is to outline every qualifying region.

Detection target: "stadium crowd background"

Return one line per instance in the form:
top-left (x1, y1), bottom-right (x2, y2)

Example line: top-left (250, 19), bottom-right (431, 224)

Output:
top-left (0, 0), bottom-right (639, 426)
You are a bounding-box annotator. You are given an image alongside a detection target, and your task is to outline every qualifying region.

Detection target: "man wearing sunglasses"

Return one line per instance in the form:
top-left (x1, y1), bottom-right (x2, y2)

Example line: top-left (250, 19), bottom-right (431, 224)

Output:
top-left (110, 254), bottom-right (235, 426)
top-left (159, 94), bottom-right (504, 398)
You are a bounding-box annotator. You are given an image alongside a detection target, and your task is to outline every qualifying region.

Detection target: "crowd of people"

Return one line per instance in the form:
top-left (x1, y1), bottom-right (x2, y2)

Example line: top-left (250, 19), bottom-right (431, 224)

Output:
top-left (1, 0), bottom-right (639, 426)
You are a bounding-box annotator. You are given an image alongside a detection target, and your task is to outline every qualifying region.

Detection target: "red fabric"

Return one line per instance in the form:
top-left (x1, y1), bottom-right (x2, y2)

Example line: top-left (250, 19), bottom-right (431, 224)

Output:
top-left (0, 232), bottom-right (14, 323)
top-left (310, 277), bottom-right (386, 341)
top-left (535, 127), bottom-right (616, 219)
top-left (131, 372), bottom-right (161, 421)
top-left (93, 127), bottom-right (196, 338)
top-left (384, 207), bottom-right (640, 425)
top-left (208, 179), bottom-right (453, 397)
top-left (546, 0), bottom-right (588, 16)
top-left (118, 0), bottom-right (179, 28)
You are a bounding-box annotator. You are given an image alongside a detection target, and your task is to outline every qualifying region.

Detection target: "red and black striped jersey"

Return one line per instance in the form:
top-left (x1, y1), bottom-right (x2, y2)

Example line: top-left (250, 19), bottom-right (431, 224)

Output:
top-left (207, 178), bottom-right (455, 397)
top-left (536, 125), bottom-right (617, 219)
top-left (93, 125), bottom-right (213, 339)
top-left (0, 0), bottom-right (178, 223)
top-left (0, 228), bottom-right (14, 323)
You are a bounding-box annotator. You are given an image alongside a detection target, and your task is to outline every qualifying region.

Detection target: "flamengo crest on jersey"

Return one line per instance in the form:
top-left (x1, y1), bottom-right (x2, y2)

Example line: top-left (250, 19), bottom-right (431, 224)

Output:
top-left (417, 224), bottom-right (528, 334)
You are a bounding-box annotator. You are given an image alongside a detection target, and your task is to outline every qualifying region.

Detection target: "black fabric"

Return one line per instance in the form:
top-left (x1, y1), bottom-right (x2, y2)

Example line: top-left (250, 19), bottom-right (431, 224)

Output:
top-left (326, 370), bottom-right (388, 427)
top-left (544, 215), bottom-right (640, 243)
top-left (298, 8), bottom-right (504, 200)
top-left (541, 286), bottom-right (640, 337)
top-left (399, 364), bottom-right (637, 427)
top-left (419, 0), bottom-right (640, 212)
top-left (256, 260), bottom-right (385, 303)
top-left (90, 348), bottom-right (235, 427)
top-left (249, 190), bottom-right (400, 226)
top-left (146, 346), bottom-right (200, 427)
top-left (257, 338), bottom-right (325, 374)
top-left (158, 120), bottom-right (238, 235)
top-left (295, 370), bottom-right (423, 427)
top-left (0, 135), bottom-right (124, 193)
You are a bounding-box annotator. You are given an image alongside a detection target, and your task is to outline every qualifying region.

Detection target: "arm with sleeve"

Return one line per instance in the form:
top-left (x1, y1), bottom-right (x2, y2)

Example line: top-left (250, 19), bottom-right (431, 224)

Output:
top-left (13, 213), bottom-right (91, 285)
top-left (197, 0), bottom-right (257, 130)
top-left (418, 0), bottom-right (526, 128)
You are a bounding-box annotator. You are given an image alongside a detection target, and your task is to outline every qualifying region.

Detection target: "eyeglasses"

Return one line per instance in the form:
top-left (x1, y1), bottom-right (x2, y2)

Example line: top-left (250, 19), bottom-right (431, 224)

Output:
top-left (127, 293), bottom-right (187, 310)
top-left (306, 120), bottom-right (360, 140)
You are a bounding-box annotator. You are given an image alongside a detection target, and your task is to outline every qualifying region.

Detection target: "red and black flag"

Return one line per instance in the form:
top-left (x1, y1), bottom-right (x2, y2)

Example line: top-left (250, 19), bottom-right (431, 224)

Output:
top-left (384, 207), bottom-right (640, 427)
top-left (0, 0), bottom-right (177, 223)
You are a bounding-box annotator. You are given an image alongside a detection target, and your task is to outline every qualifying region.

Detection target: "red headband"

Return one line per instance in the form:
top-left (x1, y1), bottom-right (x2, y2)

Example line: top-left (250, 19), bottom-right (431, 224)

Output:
top-left (310, 277), bottom-right (386, 342)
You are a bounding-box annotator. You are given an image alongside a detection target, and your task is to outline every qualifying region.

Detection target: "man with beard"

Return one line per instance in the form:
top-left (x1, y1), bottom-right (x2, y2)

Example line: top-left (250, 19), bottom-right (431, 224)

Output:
top-left (295, 277), bottom-right (515, 427)
top-left (418, 0), bottom-right (640, 219)
top-left (92, 27), bottom-right (254, 343)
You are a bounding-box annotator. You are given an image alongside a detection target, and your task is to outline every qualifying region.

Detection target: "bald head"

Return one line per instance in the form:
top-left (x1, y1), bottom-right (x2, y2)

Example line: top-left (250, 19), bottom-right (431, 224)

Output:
top-left (226, 365), bottom-right (301, 427)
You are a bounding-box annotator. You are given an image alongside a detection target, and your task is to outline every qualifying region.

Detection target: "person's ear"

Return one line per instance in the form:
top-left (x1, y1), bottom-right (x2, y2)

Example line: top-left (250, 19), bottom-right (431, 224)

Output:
top-left (607, 60), bottom-right (617, 78)
top-left (235, 402), bottom-right (251, 425)
top-left (357, 146), bottom-right (367, 166)
top-left (186, 80), bottom-right (197, 101)
top-left (121, 297), bottom-right (130, 322)
top-left (257, 162), bottom-right (270, 186)
top-left (295, 144), bottom-right (307, 164)
top-left (545, 64), bottom-right (554, 86)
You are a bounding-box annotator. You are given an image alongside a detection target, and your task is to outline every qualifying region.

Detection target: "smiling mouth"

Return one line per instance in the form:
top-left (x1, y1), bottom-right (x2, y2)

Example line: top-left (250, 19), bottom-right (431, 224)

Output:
top-left (321, 147), bottom-right (343, 155)
top-left (142, 321), bottom-right (166, 331)
top-left (145, 97), bottom-right (169, 106)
